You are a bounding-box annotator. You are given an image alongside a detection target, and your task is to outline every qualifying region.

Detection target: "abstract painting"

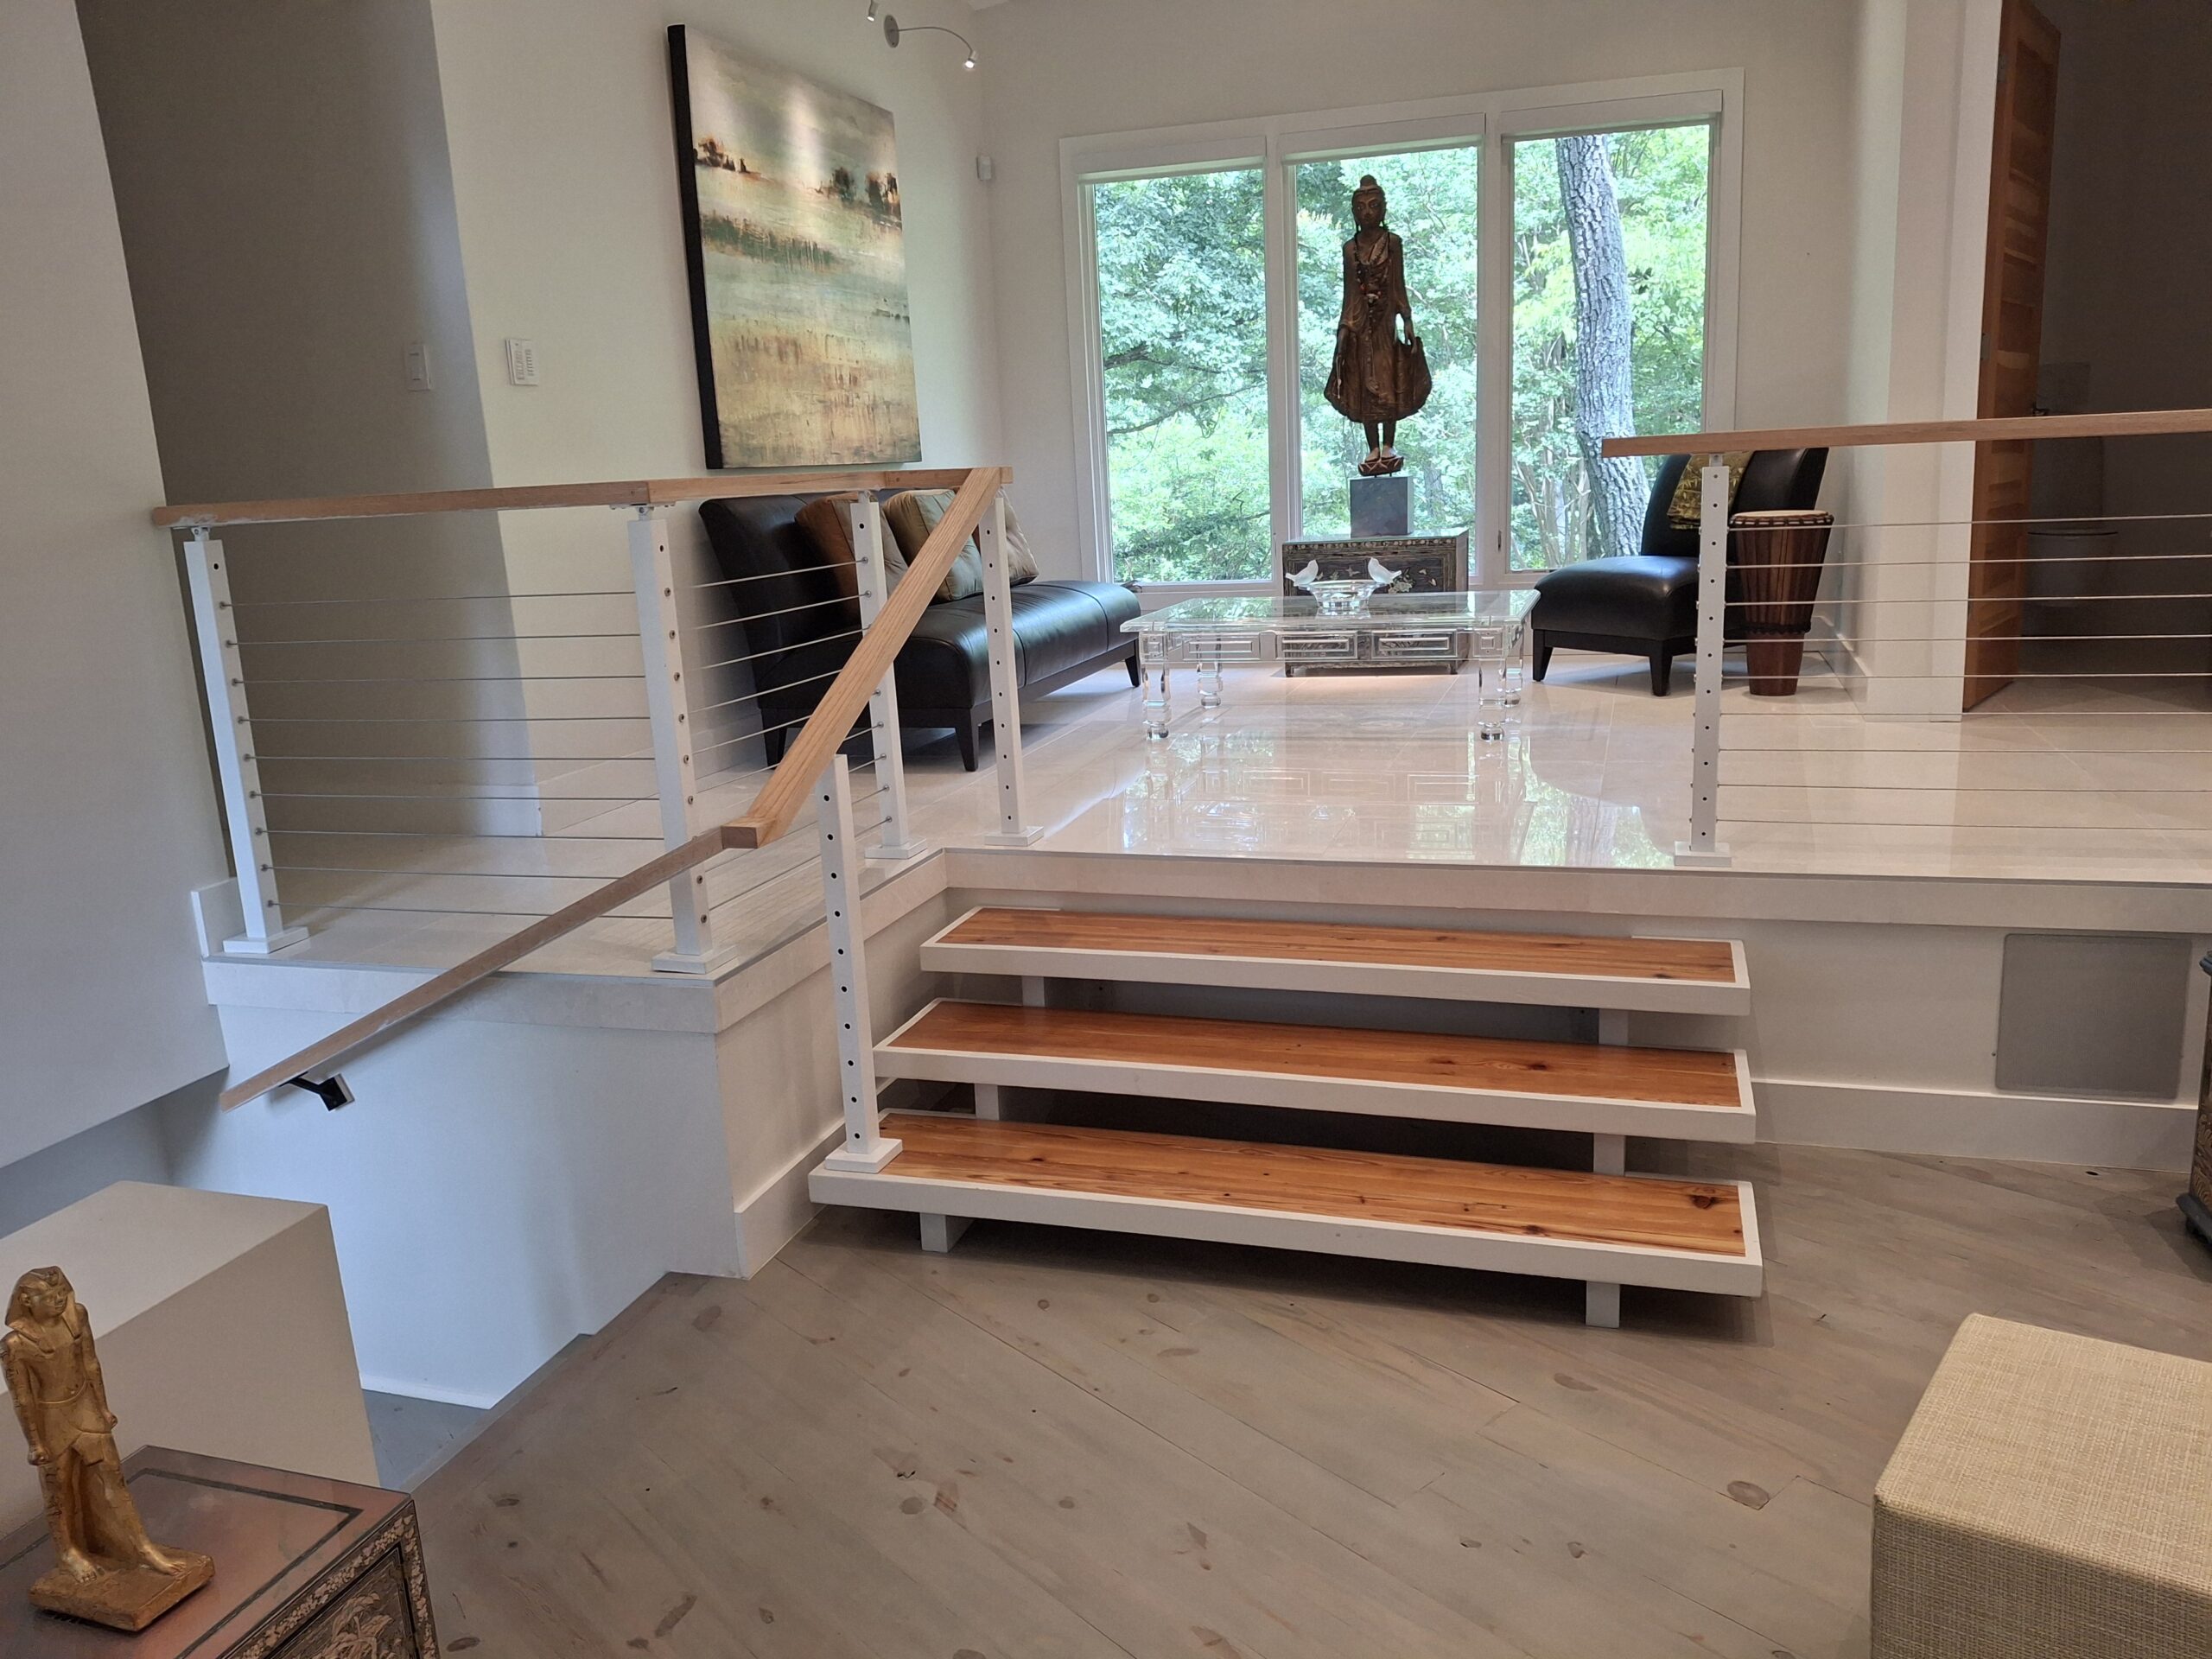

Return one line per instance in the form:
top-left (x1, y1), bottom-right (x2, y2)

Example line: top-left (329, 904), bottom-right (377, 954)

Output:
top-left (669, 28), bottom-right (922, 468)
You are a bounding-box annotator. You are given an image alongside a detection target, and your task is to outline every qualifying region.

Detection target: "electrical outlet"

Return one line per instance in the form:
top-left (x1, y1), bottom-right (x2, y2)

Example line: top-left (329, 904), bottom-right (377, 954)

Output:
top-left (403, 340), bottom-right (432, 391)
top-left (505, 337), bottom-right (541, 387)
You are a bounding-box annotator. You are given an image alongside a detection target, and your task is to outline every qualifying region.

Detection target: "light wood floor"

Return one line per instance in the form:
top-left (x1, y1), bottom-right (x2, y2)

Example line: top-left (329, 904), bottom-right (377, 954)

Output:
top-left (416, 1144), bottom-right (2209, 1658)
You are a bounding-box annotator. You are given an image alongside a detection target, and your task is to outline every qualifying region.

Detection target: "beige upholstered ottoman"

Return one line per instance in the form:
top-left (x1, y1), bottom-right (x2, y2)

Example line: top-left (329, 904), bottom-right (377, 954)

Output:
top-left (1872, 1313), bottom-right (2212, 1657)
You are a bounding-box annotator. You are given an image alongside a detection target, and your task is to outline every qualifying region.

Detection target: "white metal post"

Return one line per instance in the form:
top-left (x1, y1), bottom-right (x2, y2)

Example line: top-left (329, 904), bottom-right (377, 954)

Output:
top-left (181, 530), bottom-right (306, 955)
top-left (627, 506), bottom-right (724, 973)
top-left (846, 496), bottom-right (923, 861)
top-left (816, 756), bottom-right (902, 1173)
top-left (1675, 460), bottom-right (1734, 868)
top-left (975, 490), bottom-right (1042, 844)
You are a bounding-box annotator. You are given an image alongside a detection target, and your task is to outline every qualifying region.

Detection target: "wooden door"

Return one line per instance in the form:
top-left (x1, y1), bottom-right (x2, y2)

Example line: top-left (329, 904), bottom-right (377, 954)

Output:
top-left (1964, 0), bottom-right (2060, 709)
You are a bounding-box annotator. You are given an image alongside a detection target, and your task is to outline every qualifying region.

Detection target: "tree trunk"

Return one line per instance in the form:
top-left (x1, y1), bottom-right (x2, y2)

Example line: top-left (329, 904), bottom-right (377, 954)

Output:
top-left (1556, 134), bottom-right (1648, 560)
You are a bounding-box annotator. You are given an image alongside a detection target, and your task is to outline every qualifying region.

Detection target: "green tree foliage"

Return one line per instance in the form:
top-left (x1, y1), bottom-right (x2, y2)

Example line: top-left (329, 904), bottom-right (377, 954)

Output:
top-left (1511, 125), bottom-right (1709, 569)
top-left (1090, 126), bottom-right (1709, 584)
top-left (1094, 169), bottom-right (1271, 582)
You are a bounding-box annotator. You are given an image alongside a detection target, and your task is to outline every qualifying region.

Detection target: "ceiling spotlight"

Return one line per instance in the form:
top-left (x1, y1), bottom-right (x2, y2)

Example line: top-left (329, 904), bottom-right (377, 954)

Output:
top-left (880, 14), bottom-right (976, 68)
top-left (866, 0), bottom-right (879, 17)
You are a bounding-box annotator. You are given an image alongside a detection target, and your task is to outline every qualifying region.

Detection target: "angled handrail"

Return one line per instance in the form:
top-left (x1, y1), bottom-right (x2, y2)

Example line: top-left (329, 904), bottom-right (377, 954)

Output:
top-left (1601, 406), bottom-right (2212, 458)
top-left (207, 464), bottom-right (1008, 1109)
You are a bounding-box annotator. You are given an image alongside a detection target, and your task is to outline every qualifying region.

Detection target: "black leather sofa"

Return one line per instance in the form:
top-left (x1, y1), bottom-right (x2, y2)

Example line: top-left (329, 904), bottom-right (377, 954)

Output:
top-left (700, 493), bottom-right (1140, 769)
top-left (1529, 448), bottom-right (1827, 694)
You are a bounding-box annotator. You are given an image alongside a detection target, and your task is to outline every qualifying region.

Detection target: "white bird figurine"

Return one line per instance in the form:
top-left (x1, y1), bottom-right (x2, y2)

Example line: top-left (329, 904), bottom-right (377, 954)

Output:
top-left (1288, 559), bottom-right (1322, 592)
top-left (1367, 556), bottom-right (1402, 590)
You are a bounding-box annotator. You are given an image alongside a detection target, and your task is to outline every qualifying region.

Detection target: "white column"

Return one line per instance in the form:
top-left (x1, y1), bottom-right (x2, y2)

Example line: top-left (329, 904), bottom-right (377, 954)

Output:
top-left (627, 506), bottom-right (723, 974)
top-left (181, 530), bottom-right (306, 955)
top-left (1675, 460), bottom-right (1734, 868)
top-left (976, 490), bottom-right (1042, 844)
top-left (1586, 1004), bottom-right (1630, 1329)
top-left (816, 756), bottom-right (902, 1173)
top-left (846, 495), bottom-right (923, 861)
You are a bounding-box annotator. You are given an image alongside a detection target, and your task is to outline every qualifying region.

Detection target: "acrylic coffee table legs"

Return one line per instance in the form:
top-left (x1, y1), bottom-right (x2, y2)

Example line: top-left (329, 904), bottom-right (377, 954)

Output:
top-left (1141, 634), bottom-right (1172, 739)
top-left (1197, 643), bottom-right (1224, 713)
top-left (1472, 623), bottom-right (1525, 741)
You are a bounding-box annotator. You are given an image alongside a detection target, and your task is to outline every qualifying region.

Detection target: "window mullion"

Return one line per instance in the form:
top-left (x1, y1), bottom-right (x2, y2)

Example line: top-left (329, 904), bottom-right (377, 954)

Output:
top-left (1264, 136), bottom-right (1301, 556)
top-left (1476, 132), bottom-right (1514, 587)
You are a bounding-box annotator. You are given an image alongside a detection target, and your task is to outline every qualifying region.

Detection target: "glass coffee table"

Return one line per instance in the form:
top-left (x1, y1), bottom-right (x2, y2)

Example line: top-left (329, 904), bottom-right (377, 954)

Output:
top-left (1123, 590), bottom-right (1535, 740)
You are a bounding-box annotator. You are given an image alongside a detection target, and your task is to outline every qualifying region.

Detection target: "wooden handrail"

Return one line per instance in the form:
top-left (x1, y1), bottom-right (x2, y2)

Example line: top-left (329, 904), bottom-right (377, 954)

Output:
top-left (215, 465), bottom-right (1010, 1109)
top-left (153, 467), bottom-right (979, 529)
top-left (218, 828), bottom-right (734, 1109)
top-left (1600, 406), bottom-right (2212, 459)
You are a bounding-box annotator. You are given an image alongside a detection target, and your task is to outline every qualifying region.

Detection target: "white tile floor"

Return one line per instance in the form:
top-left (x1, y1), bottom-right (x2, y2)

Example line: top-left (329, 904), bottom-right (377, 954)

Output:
top-left (258, 645), bottom-right (2212, 979)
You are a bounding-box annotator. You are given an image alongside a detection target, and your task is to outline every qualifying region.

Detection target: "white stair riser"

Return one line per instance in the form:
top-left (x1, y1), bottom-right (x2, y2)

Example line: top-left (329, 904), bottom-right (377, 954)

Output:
top-left (920, 939), bottom-right (1751, 1016)
top-left (810, 1163), bottom-right (1765, 1299)
top-left (874, 1039), bottom-right (1758, 1145)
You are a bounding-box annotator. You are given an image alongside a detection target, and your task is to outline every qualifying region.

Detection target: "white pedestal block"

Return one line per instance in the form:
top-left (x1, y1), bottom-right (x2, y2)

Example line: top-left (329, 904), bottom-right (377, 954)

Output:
top-left (0, 1181), bottom-right (376, 1531)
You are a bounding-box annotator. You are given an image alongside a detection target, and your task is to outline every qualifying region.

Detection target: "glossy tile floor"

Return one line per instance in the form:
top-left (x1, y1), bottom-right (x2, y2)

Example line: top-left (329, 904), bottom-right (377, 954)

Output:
top-left (259, 647), bottom-right (2212, 978)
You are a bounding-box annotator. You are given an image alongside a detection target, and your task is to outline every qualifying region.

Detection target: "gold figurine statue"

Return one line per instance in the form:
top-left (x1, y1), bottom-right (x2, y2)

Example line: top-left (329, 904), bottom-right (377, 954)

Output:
top-left (4, 1267), bottom-right (213, 1630)
top-left (1323, 174), bottom-right (1432, 476)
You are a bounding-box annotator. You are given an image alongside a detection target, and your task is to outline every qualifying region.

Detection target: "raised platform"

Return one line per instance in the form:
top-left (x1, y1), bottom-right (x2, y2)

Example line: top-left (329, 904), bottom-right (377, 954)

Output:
top-left (921, 906), bottom-right (1751, 1014)
top-left (877, 999), bottom-right (1756, 1142)
top-left (810, 1111), bottom-right (1764, 1297)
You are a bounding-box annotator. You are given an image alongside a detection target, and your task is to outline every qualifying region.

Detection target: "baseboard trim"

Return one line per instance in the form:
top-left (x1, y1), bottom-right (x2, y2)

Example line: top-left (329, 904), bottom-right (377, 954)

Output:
top-left (1756, 1076), bottom-right (2194, 1169)
top-left (734, 1081), bottom-right (956, 1274)
top-left (734, 1122), bottom-right (846, 1278)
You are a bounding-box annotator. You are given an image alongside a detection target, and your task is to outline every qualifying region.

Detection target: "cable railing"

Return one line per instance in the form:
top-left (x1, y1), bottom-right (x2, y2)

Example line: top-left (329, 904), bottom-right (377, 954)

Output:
top-left (160, 466), bottom-right (1017, 1109)
top-left (1602, 407), bottom-right (2212, 870)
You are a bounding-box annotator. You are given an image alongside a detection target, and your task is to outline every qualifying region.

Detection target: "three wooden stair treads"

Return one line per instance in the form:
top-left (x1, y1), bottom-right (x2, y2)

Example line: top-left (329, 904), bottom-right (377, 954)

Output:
top-left (810, 1112), bottom-right (1760, 1291)
top-left (879, 1001), bottom-right (1753, 1140)
top-left (922, 908), bottom-right (1749, 1013)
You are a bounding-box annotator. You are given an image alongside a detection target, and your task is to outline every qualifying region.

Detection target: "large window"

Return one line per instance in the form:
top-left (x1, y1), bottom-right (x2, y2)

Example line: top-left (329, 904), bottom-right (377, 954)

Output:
top-left (1070, 78), bottom-right (1736, 588)
top-left (1509, 124), bottom-right (1712, 571)
top-left (1094, 168), bottom-right (1271, 582)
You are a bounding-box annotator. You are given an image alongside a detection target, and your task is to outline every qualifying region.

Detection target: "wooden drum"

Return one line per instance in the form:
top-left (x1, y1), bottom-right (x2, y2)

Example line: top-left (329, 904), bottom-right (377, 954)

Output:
top-left (1729, 508), bottom-right (1834, 696)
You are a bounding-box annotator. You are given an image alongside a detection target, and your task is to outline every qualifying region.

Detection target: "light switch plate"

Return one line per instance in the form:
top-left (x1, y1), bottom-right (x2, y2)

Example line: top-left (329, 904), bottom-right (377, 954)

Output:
top-left (505, 337), bottom-right (540, 387)
top-left (402, 340), bottom-right (432, 391)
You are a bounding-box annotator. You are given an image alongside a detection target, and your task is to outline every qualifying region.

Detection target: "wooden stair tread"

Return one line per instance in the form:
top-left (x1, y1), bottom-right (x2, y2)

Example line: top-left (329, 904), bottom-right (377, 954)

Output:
top-left (938, 907), bottom-right (1740, 985)
top-left (883, 1001), bottom-right (1746, 1111)
top-left (875, 1112), bottom-right (1749, 1258)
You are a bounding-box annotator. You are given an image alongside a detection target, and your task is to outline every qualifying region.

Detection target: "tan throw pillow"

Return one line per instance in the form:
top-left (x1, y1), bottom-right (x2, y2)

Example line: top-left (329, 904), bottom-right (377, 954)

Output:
top-left (884, 488), bottom-right (984, 602)
top-left (1001, 500), bottom-right (1039, 585)
top-left (793, 493), bottom-right (862, 607)
top-left (1665, 451), bottom-right (1752, 530)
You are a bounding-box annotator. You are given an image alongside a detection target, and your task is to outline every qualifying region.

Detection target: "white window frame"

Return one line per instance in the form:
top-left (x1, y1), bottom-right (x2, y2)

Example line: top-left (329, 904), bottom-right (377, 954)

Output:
top-left (1061, 69), bottom-right (1743, 593)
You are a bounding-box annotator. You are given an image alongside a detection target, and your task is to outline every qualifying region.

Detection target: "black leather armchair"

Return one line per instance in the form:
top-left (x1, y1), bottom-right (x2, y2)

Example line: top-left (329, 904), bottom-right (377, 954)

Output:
top-left (1529, 448), bottom-right (1827, 694)
top-left (699, 493), bottom-right (1141, 769)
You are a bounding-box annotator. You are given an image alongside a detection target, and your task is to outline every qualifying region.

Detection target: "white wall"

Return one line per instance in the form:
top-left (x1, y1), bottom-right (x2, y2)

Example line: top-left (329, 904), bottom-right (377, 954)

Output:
top-left (169, 992), bottom-right (736, 1405)
top-left (973, 0), bottom-right (1862, 579)
top-left (1827, 0), bottom-right (1999, 712)
top-left (0, 0), bottom-right (229, 1171)
top-left (79, 0), bottom-right (537, 842)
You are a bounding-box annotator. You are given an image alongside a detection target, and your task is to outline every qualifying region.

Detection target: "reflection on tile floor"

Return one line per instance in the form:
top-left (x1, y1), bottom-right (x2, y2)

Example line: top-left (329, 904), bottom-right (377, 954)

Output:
top-left (260, 649), bottom-right (2212, 977)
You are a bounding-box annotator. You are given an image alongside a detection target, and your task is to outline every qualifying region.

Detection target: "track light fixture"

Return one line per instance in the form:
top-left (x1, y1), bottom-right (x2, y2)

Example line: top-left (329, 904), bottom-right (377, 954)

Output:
top-left (880, 13), bottom-right (976, 68)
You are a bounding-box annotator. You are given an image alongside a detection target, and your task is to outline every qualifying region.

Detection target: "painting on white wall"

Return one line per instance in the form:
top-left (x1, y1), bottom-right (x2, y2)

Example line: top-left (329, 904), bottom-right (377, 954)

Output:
top-left (668, 26), bottom-right (922, 468)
